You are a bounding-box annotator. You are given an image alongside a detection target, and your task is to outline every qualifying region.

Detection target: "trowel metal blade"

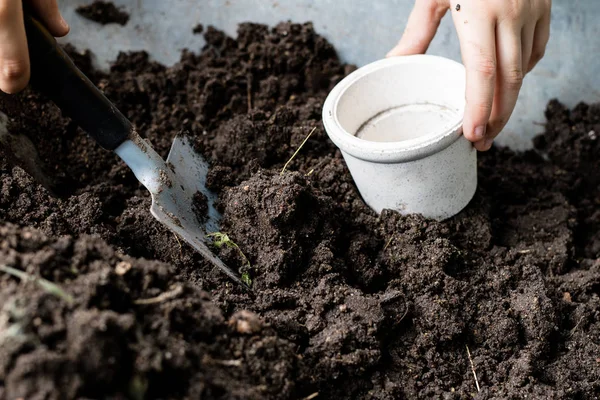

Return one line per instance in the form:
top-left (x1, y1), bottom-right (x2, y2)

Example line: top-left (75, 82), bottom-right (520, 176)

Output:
top-left (165, 135), bottom-right (221, 233)
top-left (149, 135), bottom-right (246, 288)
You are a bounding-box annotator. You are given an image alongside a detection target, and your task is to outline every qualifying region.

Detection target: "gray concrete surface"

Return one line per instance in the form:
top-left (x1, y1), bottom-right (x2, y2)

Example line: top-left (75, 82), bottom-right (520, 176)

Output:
top-left (58, 0), bottom-right (600, 150)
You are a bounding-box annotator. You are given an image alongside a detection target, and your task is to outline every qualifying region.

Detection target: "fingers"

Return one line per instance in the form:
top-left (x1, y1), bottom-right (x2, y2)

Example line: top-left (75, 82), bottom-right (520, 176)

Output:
top-left (452, 11), bottom-right (497, 148)
top-left (387, 0), bottom-right (448, 56)
top-left (27, 0), bottom-right (69, 37)
top-left (521, 23), bottom-right (535, 73)
top-left (483, 23), bottom-right (523, 151)
top-left (387, 0), bottom-right (549, 151)
top-left (0, 0), bottom-right (69, 94)
top-left (527, 9), bottom-right (550, 72)
top-left (0, 0), bottom-right (30, 94)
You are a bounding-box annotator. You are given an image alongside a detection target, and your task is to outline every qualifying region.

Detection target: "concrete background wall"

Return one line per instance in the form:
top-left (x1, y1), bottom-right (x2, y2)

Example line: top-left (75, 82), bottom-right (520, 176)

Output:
top-left (58, 0), bottom-right (600, 150)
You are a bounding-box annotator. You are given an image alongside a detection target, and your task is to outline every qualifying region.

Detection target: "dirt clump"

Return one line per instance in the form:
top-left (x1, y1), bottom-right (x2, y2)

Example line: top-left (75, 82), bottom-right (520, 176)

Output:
top-left (193, 24), bottom-right (204, 34)
top-left (0, 223), bottom-right (296, 399)
top-left (0, 21), bottom-right (599, 399)
top-left (192, 191), bottom-right (209, 223)
top-left (76, 1), bottom-right (130, 26)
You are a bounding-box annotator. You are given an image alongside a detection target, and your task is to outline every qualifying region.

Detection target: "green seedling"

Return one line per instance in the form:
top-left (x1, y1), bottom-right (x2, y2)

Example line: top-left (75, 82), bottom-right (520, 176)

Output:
top-left (240, 271), bottom-right (252, 287)
top-left (240, 272), bottom-right (252, 287)
top-left (0, 264), bottom-right (74, 304)
top-left (206, 233), bottom-right (252, 286)
top-left (281, 127), bottom-right (317, 175)
top-left (128, 373), bottom-right (149, 400)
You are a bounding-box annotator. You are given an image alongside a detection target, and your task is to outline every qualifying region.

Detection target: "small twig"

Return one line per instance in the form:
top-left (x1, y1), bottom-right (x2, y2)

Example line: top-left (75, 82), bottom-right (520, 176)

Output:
top-left (0, 264), bottom-right (73, 304)
top-left (203, 356), bottom-right (243, 367)
top-left (306, 168), bottom-right (315, 177)
top-left (173, 233), bottom-right (183, 256)
top-left (398, 302), bottom-right (409, 323)
top-left (466, 345), bottom-right (481, 393)
top-left (303, 393), bottom-right (319, 400)
top-left (173, 233), bottom-right (182, 249)
top-left (217, 359), bottom-right (242, 367)
top-left (281, 127), bottom-right (317, 175)
top-left (134, 285), bottom-right (183, 305)
top-left (569, 315), bottom-right (585, 337)
top-left (383, 236), bottom-right (395, 251)
top-left (246, 78), bottom-right (252, 113)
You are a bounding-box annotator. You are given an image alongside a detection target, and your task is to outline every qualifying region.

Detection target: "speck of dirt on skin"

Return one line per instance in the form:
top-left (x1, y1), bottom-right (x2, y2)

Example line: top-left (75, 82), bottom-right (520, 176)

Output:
top-left (456, 4), bottom-right (461, 11)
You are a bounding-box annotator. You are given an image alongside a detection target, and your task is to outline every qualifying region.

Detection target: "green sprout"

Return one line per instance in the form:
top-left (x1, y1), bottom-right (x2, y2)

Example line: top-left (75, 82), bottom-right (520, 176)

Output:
top-left (206, 232), bottom-right (252, 287)
top-left (128, 373), bottom-right (148, 400)
top-left (0, 264), bottom-right (74, 304)
top-left (240, 272), bottom-right (252, 287)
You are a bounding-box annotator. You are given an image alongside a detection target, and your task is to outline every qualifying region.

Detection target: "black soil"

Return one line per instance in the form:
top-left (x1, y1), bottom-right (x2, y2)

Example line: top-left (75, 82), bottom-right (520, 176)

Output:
top-left (192, 191), bottom-right (208, 223)
top-left (76, 1), bottom-right (130, 26)
top-left (0, 21), bottom-right (599, 400)
top-left (193, 24), bottom-right (204, 34)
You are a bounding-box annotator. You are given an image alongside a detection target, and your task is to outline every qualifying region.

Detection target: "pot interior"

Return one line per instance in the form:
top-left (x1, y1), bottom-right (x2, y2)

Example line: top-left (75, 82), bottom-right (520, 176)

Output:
top-left (335, 57), bottom-right (466, 146)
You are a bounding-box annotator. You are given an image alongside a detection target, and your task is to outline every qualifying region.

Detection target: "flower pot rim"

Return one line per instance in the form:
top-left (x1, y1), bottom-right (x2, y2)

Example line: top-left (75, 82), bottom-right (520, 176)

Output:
top-left (322, 55), bottom-right (466, 163)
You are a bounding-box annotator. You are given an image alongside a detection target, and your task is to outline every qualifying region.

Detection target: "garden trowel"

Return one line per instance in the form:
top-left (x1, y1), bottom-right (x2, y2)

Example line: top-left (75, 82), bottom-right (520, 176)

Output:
top-left (21, 12), bottom-right (248, 288)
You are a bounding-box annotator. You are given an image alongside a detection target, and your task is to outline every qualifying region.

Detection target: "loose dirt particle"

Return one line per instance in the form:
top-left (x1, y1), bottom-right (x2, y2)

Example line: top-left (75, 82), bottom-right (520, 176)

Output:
top-left (115, 261), bottom-right (132, 275)
top-left (229, 310), bottom-right (263, 334)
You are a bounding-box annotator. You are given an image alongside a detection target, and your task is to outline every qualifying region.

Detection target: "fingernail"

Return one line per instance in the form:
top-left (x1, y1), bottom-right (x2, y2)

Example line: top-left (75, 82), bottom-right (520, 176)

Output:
top-left (60, 16), bottom-right (69, 31)
top-left (484, 138), bottom-right (494, 150)
top-left (474, 125), bottom-right (486, 140)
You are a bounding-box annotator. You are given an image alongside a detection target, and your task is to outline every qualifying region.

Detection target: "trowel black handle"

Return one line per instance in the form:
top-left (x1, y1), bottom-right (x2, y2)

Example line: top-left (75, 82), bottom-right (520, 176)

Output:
top-left (23, 12), bottom-right (132, 150)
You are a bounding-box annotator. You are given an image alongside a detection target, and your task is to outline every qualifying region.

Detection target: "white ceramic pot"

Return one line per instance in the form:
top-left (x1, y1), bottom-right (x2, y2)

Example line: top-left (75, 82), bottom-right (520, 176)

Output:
top-left (322, 55), bottom-right (477, 220)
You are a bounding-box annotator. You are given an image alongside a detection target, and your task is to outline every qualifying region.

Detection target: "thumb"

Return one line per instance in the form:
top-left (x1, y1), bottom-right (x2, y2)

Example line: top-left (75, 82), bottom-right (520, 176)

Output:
top-left (387, 0), bottom-right (448, 57)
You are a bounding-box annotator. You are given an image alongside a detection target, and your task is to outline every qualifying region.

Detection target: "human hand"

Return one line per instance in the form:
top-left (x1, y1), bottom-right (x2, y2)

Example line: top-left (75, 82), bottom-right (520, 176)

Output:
top-left (0, 0), bottom-right (69, 94)
top-left (387, 0), bottom-right (551, 151)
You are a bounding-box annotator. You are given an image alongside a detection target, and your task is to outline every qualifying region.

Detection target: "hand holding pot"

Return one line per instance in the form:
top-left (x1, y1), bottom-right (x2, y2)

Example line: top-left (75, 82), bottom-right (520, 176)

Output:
top-left (0, 0), bottom-right (69, 94)
top-left (387, 0), bottom-right (552, 151)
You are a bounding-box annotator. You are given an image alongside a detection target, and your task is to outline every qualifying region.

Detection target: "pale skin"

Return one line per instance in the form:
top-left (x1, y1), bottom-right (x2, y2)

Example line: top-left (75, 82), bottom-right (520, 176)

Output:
top-left (388, 0), bottom-right (552, 151)
top-left (2, 0), bottom-right (551, 152)
top-left (0, 0), bottom-right (69, 94)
